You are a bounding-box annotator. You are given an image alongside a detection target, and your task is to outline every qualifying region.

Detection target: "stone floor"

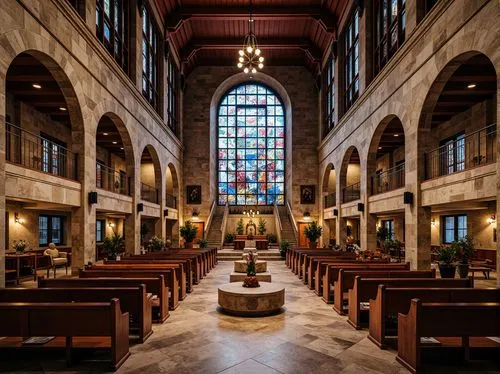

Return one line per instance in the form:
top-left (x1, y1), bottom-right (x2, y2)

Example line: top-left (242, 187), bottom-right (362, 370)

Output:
top-left (2, 262), bottom-right (499, 373)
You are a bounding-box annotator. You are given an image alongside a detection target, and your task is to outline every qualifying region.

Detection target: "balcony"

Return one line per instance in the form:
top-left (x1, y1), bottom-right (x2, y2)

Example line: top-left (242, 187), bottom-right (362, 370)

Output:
top-left (342, 182), bottom-right (360, 203)
top-left (165, 193), bottom-right (177, 209)
top-left (425, 124), bottom-right (496, 180)
top-left (324, 193), bottom-right (336, 208)
top-left (6, 123), bottom-right (78, 181)
top-left (141, 182), bottom-right (159, 204)
top-left (96, 163), bottom-right (130, 196)
top-left (371, 163), bottom-right (405, 195)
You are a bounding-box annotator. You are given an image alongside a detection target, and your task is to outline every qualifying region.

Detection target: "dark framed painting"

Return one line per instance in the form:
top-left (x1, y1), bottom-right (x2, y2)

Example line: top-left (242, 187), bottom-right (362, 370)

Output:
top-left (300, 185), bottom-right (315, 204)
top-left (186, 185), bottom-right (201, 205)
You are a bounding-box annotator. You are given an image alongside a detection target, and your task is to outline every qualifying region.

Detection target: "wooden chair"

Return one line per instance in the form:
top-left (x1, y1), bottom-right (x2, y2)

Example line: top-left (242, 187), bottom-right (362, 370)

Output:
top-left (44, 245), bottom-right (69, 278)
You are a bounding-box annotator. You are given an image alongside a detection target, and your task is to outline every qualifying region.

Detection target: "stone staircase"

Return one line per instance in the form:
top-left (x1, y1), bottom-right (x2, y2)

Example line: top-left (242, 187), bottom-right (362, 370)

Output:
top-left (206, 208), bottom-right (224, 248)
top-left (278, 206), bottom-right (297, 247)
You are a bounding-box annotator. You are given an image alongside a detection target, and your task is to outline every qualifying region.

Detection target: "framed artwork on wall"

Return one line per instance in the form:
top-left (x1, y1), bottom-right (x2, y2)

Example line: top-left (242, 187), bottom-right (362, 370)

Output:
top-left (300, 185), bottom-right (315, 204)
top-left (186, 185), bottom-right (201, 204)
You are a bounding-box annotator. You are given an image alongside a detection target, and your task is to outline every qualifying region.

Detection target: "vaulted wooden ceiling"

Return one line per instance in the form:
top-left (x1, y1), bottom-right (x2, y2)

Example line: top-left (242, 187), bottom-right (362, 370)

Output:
top-left (152, 0), bottom-right (349, 75)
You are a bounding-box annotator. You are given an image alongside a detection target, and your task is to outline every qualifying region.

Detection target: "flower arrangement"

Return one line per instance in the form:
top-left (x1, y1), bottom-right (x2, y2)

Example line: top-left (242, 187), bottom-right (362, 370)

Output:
top-left (243, 251), bottom-right (260, 288)
top-left (147, 236), bottom-right (165, 252)
top-left (13, 240), bottom-right (29, 253)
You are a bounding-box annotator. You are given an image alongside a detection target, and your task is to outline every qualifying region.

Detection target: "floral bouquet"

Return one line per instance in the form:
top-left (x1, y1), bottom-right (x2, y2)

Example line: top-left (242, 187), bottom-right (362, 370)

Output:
top-left (13, 239), bottom-right (29, 253)
top-left (243, 251), bottom-right (260, 288)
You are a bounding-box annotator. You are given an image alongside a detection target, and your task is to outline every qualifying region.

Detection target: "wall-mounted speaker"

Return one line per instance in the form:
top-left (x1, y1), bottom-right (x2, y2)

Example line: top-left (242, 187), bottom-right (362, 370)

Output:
top-left (164, 209), bottom-right (169, 217)
top-left (333, 209), bottom-right (339, 217)
top-left (357, 203), bottom-right (364, 212)
top-left (88, 192), bottom-right (98, 205)
top-left (404, 192), bottom-right (413, 205)
top-left (137, 203), bottom-right (144, 213)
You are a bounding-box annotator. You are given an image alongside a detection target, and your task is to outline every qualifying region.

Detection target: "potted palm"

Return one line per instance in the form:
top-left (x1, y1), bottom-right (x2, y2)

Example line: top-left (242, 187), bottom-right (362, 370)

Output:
top-left (304, 221), bottom-right (323, 249)
top-left (180, 220), bottom-right (198, 248)
top-left (257, 217), bottom-right (267, 235)
top-left (101, 232), bottom-right (124, 260)
top-left (453, 235), bottom-right (475, 279)
top-left (236, 218), bottom-right (244, 235)
top-left (279, 240), bottom-right (290, 258)
top-left (435, 245), bottom-right (457, 278)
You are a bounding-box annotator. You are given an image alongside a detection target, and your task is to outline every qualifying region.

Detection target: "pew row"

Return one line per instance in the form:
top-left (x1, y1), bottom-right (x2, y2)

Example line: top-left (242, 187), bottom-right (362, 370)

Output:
top-left (369, 286), bottom-right (499, 349)
top-left (39, 276), bottom-right (169, 323)
top-left (0, 299), bottom-right (130, 370)
top-left (347, 277), bottom-right (474, 329)
top-left (396, 299), bottom-right (500, 374)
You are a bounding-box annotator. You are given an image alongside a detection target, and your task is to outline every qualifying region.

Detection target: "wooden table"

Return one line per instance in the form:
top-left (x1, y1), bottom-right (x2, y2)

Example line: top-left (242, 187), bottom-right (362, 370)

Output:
top-left (5, 252), bottom-right (38, 285)
top-left (469, 266), bottom-right (492, 280)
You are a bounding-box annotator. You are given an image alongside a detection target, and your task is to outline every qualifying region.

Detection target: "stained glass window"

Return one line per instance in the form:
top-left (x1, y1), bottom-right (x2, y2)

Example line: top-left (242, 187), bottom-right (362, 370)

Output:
top-left (344, 8), bottom-right (359, 113)
top-left (217, 83), bottom-right (285, 206)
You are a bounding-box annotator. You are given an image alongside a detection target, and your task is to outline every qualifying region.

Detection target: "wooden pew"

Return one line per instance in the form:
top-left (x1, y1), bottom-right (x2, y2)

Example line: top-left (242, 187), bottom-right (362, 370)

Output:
top-left (304, 254), bottom-right (359, 287)
top-left (347, 277), bottom-right (474, 329)
top-left (88, 263), bottom-right (186, 301)
top-left (0, 299), bottom-right (130, 370)
top-left (333, 269), bottom-right (436, 315)
top-left (80, 269), bottom-right (179, 310)
top-left (0, 287), bottom-right (152, 343)
top-left (397, 298), bottom-right (500, 373)
top-left (369, 286), bottom-right (499, 349)
top-left (39, 276), bottom-right (169, 323)
top-left (322, 262), bottom-right (410, 303)
top-left (293, 249), bottom-right (354, 277)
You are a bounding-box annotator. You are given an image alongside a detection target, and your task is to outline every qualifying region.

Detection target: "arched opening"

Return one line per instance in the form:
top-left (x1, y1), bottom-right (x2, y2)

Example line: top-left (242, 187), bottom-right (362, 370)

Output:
top-left (322, 162), bottom-right (337, 246)
top-left (94, 113), bottom-right (135, 250)
top-left (140, 145), bottom-right (162, 245)
top-left (217, 82), bottom-right (286, 206)
top-left (418, 52), bottom-right (497, 258)
top-left (367, 116), bottom-right (405, 196)
top-left (165, 163), bottom-right (180, 245)
top-left (339, 147), bottom-right (361, 204)
top-left (3, 51), bottom-right (84, 268)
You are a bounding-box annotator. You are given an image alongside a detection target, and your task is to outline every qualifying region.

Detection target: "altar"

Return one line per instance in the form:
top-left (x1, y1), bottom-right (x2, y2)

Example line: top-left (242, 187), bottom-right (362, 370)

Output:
top-left (233, 235), bottom-right (268, 250)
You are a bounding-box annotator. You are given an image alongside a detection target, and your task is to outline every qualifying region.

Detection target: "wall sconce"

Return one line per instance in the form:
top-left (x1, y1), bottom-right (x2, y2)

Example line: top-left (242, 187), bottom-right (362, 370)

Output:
top-left (303, 211), bottom-right (311, 220)
top-left (14, 213), bottom-right (25, 224)
top-left (431, 218), bottom-right (436, 226)
top-left (333, 208), bottom-right (338, 217)
top-left (192, 209), bottom-right (199, 221)
top-left (108, 222), bottom-right (115, 228)
top-left (487, 214), bottom-right (496, 225)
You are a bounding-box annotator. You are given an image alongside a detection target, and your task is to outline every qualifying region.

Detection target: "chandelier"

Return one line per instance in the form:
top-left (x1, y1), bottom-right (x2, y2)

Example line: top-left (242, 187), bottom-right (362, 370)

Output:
top-left (242, 207), bottom-right (259, 218)
top-left (237, 3), bottom-right (264, 74)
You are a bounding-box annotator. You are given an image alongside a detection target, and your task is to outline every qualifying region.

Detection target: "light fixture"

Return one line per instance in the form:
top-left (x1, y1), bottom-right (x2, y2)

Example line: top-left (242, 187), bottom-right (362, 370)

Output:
top-left (108, 222), bottom-right (115, 228)
top-left (120, 147), bottom-right (124, 150)
top-left (32, 83), bottom-right (42, 89)
top-left (59, 107), bottom-right (67, 111)
top-left (103, 132), bottom-right (109, 136)
top-left (112, 141), bottom-right (117, 144)
top-left (393, 134), bottom-right (399, 137)
top-left (14, 212), bottom-right (25, 224)
top-left (303, 211), bottom-right (311, 220)
top-left (236, 0), bottom-right (264, 74)
top-left (243, 207), bottom-right (259, 218)
top-left (378, 146), bottom-right (382, 150)
top-left (467, 83), bottom-right (476, 89)
top-left (487, 214), bottom-right (496, 225)
top-left (431, 218), bottom-right (436, 226)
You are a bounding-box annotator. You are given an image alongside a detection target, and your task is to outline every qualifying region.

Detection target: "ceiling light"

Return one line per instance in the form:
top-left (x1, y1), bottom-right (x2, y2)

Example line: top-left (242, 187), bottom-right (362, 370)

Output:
top-left (467, 83), bottom-right (476, 89)
top-left (244, 67), bottom-right (249, 74)
top-left (112, 141), bottom-right (117, 144)
top-left (32, 83), bottom-right (42, 89)
top-left (239, 57), bottom-right (244, 63)
top-left (59, 107), bottom-right (67, 111)
top-left (238, 50), bottom-right (244, 56)
top-left (251, 68), bottom-right (257, 73)
top-left (237, 63), bottom-right (243, 68)
top-left (258, 63), bottom-right (263, 69)
top-left (103, 132), bottom-right (109, 136)
top-left (236, 10), bottom-right (264, 74)
top-left (255, 49), bottom-right (261, 56)
top-left (258, 56), bottom-right (264, 62)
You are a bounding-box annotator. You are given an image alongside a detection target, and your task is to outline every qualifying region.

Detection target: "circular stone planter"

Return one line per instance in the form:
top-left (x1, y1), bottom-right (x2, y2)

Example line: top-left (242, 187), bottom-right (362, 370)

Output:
top-left (218, 282), bottom-right (285, 316)
top-left (234, 260), bottom-right (267, 273)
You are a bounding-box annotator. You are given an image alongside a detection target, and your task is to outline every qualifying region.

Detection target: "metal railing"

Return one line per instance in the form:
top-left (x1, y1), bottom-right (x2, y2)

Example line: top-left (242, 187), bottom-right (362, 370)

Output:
top-left (274, 202), bottom-right (283, 244)
top-left (425, 124), bottom-right (496, 180)
top-left (371, 163), bottom-right (405, 195)
top-left (96, 162), bottom-right (130, 195)
top-left (5, 123), bottom-right (78, 180)
top-left (324, 192), bottom-right (336, 208)
top-left (140, 182), bottom-right (159, 204)
top-left (220, 202), bottom-right (229, 249)
top-left (342, 182), bottom-right (360, 203)
top-left (165, 193), bottom-right (177, 209)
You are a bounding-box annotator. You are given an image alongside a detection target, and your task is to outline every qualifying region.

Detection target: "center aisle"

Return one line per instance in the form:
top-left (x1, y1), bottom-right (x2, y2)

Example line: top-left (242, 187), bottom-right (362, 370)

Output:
top-left (118, 261), bottom-right (407, 374)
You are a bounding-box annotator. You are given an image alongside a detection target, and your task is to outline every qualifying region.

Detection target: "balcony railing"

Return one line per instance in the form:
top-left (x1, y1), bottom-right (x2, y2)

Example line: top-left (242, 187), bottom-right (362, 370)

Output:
top-left (424, 124), bottom-right (496, 180)
top-left (372, 163), bottom-right (405, 195)
top-left (96, 163), bottom-right (130, 196)
top-left (5, 123), bottom-right (78, 180)
top-left (324, 193), bottom-right (336, 208)
top-left (342, 182), bottom-right (360, 203)
top-left (141, 182), bottom-right (159, 204)
top-left (165, 193), bottom-right (177, 209)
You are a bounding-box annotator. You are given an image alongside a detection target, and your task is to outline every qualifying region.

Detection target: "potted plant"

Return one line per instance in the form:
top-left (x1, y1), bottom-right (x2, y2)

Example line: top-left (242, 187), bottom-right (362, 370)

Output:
top-left (279, 240), bottom-right (290, 258)
top-left (224, 232), bottom-right (235, 244)
top-left (236, 218), bottom-right (244, 235)
top-left (257, 217), bottom-right (267, 235)
top-left (180, 220), bottom-right (198, 248)
top-left (376, 226), bottom-right (389, 248)
top-left (101, 232), bottom-right (124, 260)
top-left (147, 236), bottom-right (165, 252)
top-left (13, 239), bottom-right (29, 254)
top-left (453, 235), bottom-right (475, 279)
top-left (266, 233), bottom-right (277, 244)
top-left (304, 221), bottom-right (322, 249)
top-left (199, 238), bottom-right (208, 248)
top-left (435, 245), bottom-right (457, 278)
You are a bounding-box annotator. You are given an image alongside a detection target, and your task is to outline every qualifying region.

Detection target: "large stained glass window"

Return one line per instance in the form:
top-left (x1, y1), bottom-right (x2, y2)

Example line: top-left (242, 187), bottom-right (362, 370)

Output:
top-left (218, 83), bottom-right (285, 206)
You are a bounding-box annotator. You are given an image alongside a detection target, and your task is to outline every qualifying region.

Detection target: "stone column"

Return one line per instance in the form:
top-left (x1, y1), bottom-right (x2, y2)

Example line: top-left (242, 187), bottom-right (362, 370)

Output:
top-left (0, 98), bottom-right (6, 287)
top-left (359, 1), bottom-right (373, 89)
top-left (125, 160), bottom-right (140, 255)
top-left (85, 0), bottom-right (97, 35)
top-left (361, 212), bottom-right (377, 251)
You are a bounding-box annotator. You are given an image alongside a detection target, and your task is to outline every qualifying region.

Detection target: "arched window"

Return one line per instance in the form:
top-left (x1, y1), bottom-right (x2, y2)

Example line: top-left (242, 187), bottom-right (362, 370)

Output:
top-left (218, 83), bottom-right (285, 205)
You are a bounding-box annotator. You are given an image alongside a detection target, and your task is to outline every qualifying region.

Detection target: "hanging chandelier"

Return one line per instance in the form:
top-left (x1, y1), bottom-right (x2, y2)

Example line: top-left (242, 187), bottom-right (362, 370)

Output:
top-left (237, 2), bottom-right (264, 74)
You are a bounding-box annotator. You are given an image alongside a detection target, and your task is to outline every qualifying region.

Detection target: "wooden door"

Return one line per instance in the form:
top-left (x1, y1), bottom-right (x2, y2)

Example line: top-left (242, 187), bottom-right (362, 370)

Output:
top-left (298, 223), bottom-right (309, 247)
top-left (191, 222), bottom-right (205, 243)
